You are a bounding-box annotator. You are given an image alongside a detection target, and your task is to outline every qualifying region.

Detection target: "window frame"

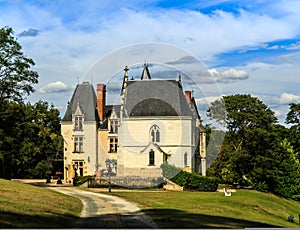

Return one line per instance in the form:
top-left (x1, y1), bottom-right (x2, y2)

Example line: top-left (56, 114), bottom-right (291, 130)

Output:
top-left (150, 125), bottom-right (160, 143)
top-left (149, 149), bottom-right (155, 166)
top-left (109, 137), bottom-right (118, 153)
top-left (74, 116), bottom-right (83, 131)
top-left (74, 136), bottom-right (84, 153)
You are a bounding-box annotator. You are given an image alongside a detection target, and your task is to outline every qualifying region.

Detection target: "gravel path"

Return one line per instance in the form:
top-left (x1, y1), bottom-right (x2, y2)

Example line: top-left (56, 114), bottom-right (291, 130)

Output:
top-left (48, 187), bottom-right (157, 228)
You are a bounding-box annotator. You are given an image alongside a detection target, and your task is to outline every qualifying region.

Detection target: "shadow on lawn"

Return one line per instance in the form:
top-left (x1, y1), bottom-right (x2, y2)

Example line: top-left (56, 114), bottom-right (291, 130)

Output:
top-left (0, 210), bottom-right (79, 228)
top-left (0, 208), bottom-right (282, 229)
top-left (144, 208), bottom-right (280, 229)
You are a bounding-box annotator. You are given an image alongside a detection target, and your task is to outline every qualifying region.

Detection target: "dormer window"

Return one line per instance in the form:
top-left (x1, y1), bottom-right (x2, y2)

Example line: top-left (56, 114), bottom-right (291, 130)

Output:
top-left (110, 119), bottom-right (118, 134)
top-left (74, 116), bottom-right (83, 131)
top-left (150, 125), bottom-right (160, 143)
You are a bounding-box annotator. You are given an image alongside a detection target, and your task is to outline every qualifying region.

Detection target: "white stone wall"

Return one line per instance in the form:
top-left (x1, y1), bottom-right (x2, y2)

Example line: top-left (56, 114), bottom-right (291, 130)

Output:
top-left (118, 116), bottom-right (194, 177)
top-left (62, 121), bottom-right (98, 180)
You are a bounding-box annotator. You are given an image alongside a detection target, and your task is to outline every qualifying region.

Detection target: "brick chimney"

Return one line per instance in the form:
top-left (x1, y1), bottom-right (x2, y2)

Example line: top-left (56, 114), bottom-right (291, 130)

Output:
top-left (185, 90), bottom-right (191, 104)
top-left (97, 84), bottom-right (106, 121)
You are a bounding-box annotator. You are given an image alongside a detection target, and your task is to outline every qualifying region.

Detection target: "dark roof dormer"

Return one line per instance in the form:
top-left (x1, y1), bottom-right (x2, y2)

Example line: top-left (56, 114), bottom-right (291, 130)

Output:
top-left (141, 63), bottom-right (151, 80)
top-left (62, 82), bottom-right (99, 122)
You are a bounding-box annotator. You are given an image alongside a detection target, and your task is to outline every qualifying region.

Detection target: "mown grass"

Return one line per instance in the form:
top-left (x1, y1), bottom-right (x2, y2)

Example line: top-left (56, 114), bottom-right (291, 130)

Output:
top-left (0, 179), bottom-right (82, 228)
top-left (107, 189), bottom-right (300, 229)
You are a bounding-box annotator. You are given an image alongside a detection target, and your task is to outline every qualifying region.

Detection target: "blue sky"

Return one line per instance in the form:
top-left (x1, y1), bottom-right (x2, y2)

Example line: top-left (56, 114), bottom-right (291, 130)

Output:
top-left (1, 0), bottom-right (300, 126)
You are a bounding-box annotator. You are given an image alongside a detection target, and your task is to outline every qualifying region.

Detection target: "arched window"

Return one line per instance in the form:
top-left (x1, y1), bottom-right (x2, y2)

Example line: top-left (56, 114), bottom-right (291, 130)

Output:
top-left (149, 149), bottom-right (155, 165)
top-left (150, 125), bottom-right (160, 143)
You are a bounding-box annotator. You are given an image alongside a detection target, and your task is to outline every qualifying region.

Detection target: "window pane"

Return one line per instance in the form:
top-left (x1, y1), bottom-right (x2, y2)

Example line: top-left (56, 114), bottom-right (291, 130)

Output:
top-left (156, 130), bottom-right (160, 142)
top-left (149, 150), bottom-right (155, 165)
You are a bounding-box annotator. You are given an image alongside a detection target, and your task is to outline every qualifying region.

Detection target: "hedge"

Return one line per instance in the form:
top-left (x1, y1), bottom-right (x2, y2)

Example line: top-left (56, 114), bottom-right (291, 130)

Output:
top-left (171, 170), bottom-right (218, 192)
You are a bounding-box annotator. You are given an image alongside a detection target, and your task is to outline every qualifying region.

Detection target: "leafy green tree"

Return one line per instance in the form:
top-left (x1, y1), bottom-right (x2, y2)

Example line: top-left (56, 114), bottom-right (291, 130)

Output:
top-left (207, 94), bottom-right (300, 200)
top-left (208, 94), bottom-right (277, 139)
top-left (286, 103), bottom-right (300, 128)
top-left (0, 26), bottom-right (38, 102)
top-left (285, 103), bottom-right (300, 156)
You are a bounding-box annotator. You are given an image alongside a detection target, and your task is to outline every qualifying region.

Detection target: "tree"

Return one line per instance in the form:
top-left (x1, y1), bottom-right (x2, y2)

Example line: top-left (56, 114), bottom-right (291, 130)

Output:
top-left (207, 94), bottom-right (300, 200)
top-left (0, 26), bottom-right (38, 102)
top-left (286, 103), bottom-right (300, 127)
top-left (0, 101), bottom-right (63, 179)
top-left (208, 94), bottom-right (277, 138)
top-left (285, 103), bottom-right (300, 157)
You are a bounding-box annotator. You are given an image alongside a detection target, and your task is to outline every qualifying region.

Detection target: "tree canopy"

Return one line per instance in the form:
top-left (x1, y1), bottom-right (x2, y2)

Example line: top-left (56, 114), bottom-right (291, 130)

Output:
top-left (0, 27), bottom-right (62, 179)
top-left (0, 26), bottom-right (38, 102)
top-left (207, 94), bottom-right (300, 200)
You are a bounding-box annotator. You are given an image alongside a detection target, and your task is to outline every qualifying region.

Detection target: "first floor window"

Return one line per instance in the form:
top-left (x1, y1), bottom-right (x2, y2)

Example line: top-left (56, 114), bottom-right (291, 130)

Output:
top-left (150, 125), bottom-right (160, 143)
top-left (74, 136), bottom-right (83, 153)
top-left (149, 149), bottom-right (155, 165)
top-left (109, 138), bottom-right (118, 152)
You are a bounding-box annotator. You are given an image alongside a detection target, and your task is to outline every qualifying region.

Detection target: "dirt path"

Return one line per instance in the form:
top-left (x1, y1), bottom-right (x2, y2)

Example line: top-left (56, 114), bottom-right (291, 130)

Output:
top-left (48, 187), bottom-right (157, 228)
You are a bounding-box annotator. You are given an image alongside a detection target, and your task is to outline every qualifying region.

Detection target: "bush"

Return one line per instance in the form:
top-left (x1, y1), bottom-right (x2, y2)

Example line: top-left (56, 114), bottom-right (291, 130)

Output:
top-left (171, 170), bottom-right (218, 192)
top-left (253, 181), bottom-right (269, 193)
top-left (73, 176), bottom-right (91, 186)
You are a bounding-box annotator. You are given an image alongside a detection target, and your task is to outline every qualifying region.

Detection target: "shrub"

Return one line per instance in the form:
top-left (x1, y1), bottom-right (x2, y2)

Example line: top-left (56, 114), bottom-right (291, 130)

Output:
top-left (171, 170), bottom-right (218, 192)
top-left (73, 176), bottom-right (92, 186)
top-left (253, 181), bottom-right (269, 193)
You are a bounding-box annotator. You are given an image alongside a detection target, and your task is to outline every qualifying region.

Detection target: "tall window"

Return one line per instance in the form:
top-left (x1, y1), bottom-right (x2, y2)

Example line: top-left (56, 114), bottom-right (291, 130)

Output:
top-left (149, 149), bottom-right (155, 165)
top-left (74, 116), bottom-right (83, 131)
top-left (74, 136), bottom-right (83, 153)
top-left (150, 125), bottom-right (160, 143)
top-left (109, 138), bottom-right (118, 152)
top-left (184, 152), bottom-right (188, 166)
top-left (110, 119), bottom-right (118, 133)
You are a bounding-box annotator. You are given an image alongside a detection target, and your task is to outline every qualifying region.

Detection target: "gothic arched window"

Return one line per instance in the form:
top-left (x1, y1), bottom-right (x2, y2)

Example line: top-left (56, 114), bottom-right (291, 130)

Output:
top-left (150, 125), bottom-right (160, 143)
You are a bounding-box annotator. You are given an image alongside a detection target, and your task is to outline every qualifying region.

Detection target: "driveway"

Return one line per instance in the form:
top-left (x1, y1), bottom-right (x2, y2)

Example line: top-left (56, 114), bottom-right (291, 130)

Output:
top-left (48, 187), bottom-right (157, 228)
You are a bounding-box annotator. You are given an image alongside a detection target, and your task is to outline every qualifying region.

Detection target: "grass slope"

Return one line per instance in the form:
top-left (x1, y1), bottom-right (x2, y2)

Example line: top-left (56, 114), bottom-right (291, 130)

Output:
top-left (0, 179), bottom-right (82, 228)
top-left (110, 189), bottom-right (300, 228)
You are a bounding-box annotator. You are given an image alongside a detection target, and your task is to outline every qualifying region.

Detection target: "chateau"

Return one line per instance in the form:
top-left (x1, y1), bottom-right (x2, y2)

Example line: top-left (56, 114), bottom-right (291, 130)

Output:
top-left (61, 64), bottom-right (206, 183)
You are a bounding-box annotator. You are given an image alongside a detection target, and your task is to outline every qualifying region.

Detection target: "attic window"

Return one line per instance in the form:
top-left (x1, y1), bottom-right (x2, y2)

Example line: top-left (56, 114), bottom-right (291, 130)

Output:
top-left (110, 119), bottom-right (118, 134)
top-left (150, 125), bottom-right (160, 143)
top-left (74, 116), bottom-right (83, 131)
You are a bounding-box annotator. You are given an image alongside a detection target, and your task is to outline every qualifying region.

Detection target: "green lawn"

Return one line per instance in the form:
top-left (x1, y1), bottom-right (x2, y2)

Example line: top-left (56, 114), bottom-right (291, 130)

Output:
top-left (107, 189), bottom-right (300, 228)
top-left (0, 179), bottom-right (82, 228)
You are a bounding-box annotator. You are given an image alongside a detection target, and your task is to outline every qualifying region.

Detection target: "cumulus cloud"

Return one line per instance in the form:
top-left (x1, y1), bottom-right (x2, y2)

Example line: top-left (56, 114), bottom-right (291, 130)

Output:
top-left (279, 93), bottom-right (300, 104)
top-left (38, 81), bottom-right (73, 94)
top-left (208, 68), bottom-right (249, 83)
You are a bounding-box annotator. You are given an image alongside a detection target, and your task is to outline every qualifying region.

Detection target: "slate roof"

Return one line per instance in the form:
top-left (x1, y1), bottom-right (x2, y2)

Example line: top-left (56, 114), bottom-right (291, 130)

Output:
top-left (124, 79), bottom-right (192, 117)
top-left (62, 82), bottom-right (99, 122)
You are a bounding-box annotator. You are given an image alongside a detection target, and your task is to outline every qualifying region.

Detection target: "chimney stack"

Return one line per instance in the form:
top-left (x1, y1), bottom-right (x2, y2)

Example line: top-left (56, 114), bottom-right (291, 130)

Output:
top-left (185, 90), bottom-right (191, 104)
top-left (97, 84), bottom-right (106, 121)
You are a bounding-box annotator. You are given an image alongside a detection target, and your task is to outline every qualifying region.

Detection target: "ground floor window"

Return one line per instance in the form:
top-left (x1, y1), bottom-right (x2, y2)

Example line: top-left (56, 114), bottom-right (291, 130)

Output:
top-left (149, 149), bottom-right (155, 165)
top-left (73, 161), bottom-right (84, 176)
top-left (184, 152), bottom-right (188, 166)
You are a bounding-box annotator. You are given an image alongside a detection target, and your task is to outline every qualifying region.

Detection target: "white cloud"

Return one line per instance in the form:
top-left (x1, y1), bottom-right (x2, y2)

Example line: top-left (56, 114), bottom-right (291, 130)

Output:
top-left (279, 93), bottom-right (300, 104)
top-left (38, 81), bottom-right (73, 94)
top-left (208, 68), bottom-right (249, 82)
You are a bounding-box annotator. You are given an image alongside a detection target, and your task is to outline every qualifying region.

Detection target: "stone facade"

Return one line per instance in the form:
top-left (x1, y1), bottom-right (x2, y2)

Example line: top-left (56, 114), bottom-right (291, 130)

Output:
top-left (61, 64), bottom-right (206, 183)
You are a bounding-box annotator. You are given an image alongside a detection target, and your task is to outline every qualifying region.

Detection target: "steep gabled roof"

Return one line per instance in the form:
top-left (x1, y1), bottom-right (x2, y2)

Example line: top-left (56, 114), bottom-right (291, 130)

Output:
top-left (124, 79), bottom-right (192, 117)
top-left (62, 82), bottom-right (99, 122)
